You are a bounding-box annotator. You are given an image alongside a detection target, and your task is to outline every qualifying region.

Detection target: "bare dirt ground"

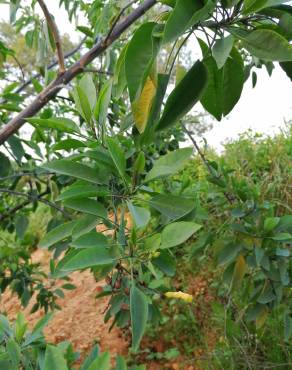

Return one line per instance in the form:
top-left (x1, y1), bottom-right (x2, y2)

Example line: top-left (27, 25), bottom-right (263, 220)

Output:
top-left (0, 216), bottom-right (216, 369)
top-left (0, 249), bottom-right (129, 366)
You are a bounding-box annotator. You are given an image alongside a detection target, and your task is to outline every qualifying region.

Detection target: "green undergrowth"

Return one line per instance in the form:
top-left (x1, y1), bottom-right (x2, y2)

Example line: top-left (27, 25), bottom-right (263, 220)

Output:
top-left (135, 126), bottom-right (292, 369)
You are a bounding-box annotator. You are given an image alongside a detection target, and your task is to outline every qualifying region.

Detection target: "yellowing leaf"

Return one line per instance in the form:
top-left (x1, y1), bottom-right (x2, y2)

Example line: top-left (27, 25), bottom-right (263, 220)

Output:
top-left (165, 291), bottom-right (193, 303)
top-left (132, 77), bottom-right (156, 134)
top-left (231, 255), bottom-right (247, 292)
top-left (256, 306), bottom-right (268, 329)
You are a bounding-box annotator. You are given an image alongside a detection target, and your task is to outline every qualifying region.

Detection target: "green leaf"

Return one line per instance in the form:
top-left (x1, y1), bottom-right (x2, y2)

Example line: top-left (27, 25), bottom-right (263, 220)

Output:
top-left (134, 152), bottom-right (146, 174)
top-left (264, 217), bottom-right (280, 232)
top-left (217, 243), bottom-right (243, 265)
top-left (125, 22), bottom-right (157, 102)
top-left (60, 247), bottom-right (115, 271)
top-left (231, 207), bottom-right (245, 218)
top-left (44, 345), bottom-right (68, 370)
top-left (243, 0), bottom-right (290, 15)
top-left (113, 45), bottom-right (128, 99)
top-left (24, 312), bottom-right (53, 345)
top-left (10, 0), bottom-right (20, 23)
top-left (0, 152), bottom-right (11, 177)
top-left (255, 247), bottom-right (265, 265)
top-left (188, 0), bottom-right (215, 27)
top-left (127, 201), bottom-right (150, 229)
top-left (0, 314), bottom-right (11, 338)
top-left (160, 0), bottom-right (176, 6)
top-left (272, 232), bottom-right (292, 241)
top-left (163, 0), bottom-right (213, 44)
top-left (7, 135), bottom-right (25, 161)
top-left (77, 25), bottom-right (94, 37)
top-left (15, 214), bottom-right (29, 240)
top-left (52, 139), bottom-right (86, 152)
top-left (71, 232), bottom-right (108, 249)
top-left (114, 355), bottom-right (127, 370)
top-left (79, 74), bottom-right (97, 110)
top-left (145, 147), bottom-right (193, 182)
top-left (73, 85), bottom-right (92, 123)
top-left (276, 247), bottom-right (290, 257)
top-left (257, 284), bottom-right (276, 304)
top-left (105, 137), bottom-right (126, 181)
top-left (84, 148), bottom-right (116, 171)
top-left (243, 0), bottom-right (267, 14)
top-left (64, 198), bottom-right (107, 219)
top-left (43, 159), bottom-right (108, 184)
top-left (284, 312), bottom-right (292, 341)
top-left (87, 352), bottom-right (110, 370)
top-left (212, 35), bottom-right (234, 69)
top-left (148, 194), bottom-right (195, 220)
top-left (161, 222), bottom-right (202, 249)
top-left (144, 233), bottom-right (161, 251)
top-left (80, 345), bottom-right (99, 370)
top-left (6, 339), bottom-right (21, 367)
top-left (152, 250), bottom-right (176, 276)
top-left (201, 49), bottom-right (244, 121)
top-left (72, 215), bottom-right (100, 240)
top-left (14, 313), bottom-right (27, 342)
top-left (61, 283), bottom-right (76, 290)
top-left (156, 61), bottom-right (208, 130)
top-left (279, 13), bottom-right (292, 40)
top-left (176, 64), bottom-right (187, 85)
top-left (275, 215), bottom-right (292, 233)
top-left (233, 28), bottom-right (292, 61)
top-left (26, 117), bottom-right (80, 134)
top-left (94, 79), bottom-right (113, 125)
top-left (40, 221), bottom-right (76, 248)
top-left (33, 312), bottom-right (53, 334)
top-left (280, 60), bottom-right (292, 81)
top-left (57, 185), bottom-right (107, 201)
top-left (130, 284), bottom-right (148, 352)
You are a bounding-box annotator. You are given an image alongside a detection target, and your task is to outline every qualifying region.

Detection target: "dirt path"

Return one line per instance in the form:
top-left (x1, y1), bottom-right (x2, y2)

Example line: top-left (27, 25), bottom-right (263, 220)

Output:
top-left (0, 250), bottom-right (128, 366)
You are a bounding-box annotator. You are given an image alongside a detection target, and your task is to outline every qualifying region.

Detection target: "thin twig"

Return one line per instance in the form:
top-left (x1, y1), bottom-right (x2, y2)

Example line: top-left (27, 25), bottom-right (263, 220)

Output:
top-left (37, 0), bottom-right (65, 73)
top-left (182, 124), bottom-right (234, 204)
top-left (0, 188), bottom-right (72, 220)
top-left (11, 55), bottom-right (25, 81)
top-left (168, 30), bottom-right (193, 74)
top-left (104, 0), bottom-right (139, 44)
top-left (0, 190), bottom-right (50, 222)
top-left (55, 95), bottom-right (74, 102)
top-left (0, 171), bottom-right (55, 182)
top-left (82, 68), bottom-right (113, 75)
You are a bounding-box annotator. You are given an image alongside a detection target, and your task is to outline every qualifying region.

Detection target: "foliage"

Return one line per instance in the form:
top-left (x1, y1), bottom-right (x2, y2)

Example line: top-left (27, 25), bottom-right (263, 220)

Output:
top-left (0, 312), bottom-right (141, 370)
top-left (0, 0), bottom-right (292, 367)
top-left (142, 127), bottom-right (292, 368)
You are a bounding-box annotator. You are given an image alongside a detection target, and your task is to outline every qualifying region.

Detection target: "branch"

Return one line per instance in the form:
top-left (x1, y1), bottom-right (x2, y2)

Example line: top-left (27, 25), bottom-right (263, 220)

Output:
top-left (0, 170), bottom-right (54, 182)
top-left (0, 0), bottom-right (157, 145)
top-left (11, 55), bottom-right (25, 81)
top-left (37, 0), bottom-right (65, 73)
top-left (0, 188), bottom-right (72, 220)
top-left (82, 68), bottom-right (113, 75)
top-left (0, 190), bottom-right (49, 222)
top-left (181, 124), bottom-right (235, 204)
